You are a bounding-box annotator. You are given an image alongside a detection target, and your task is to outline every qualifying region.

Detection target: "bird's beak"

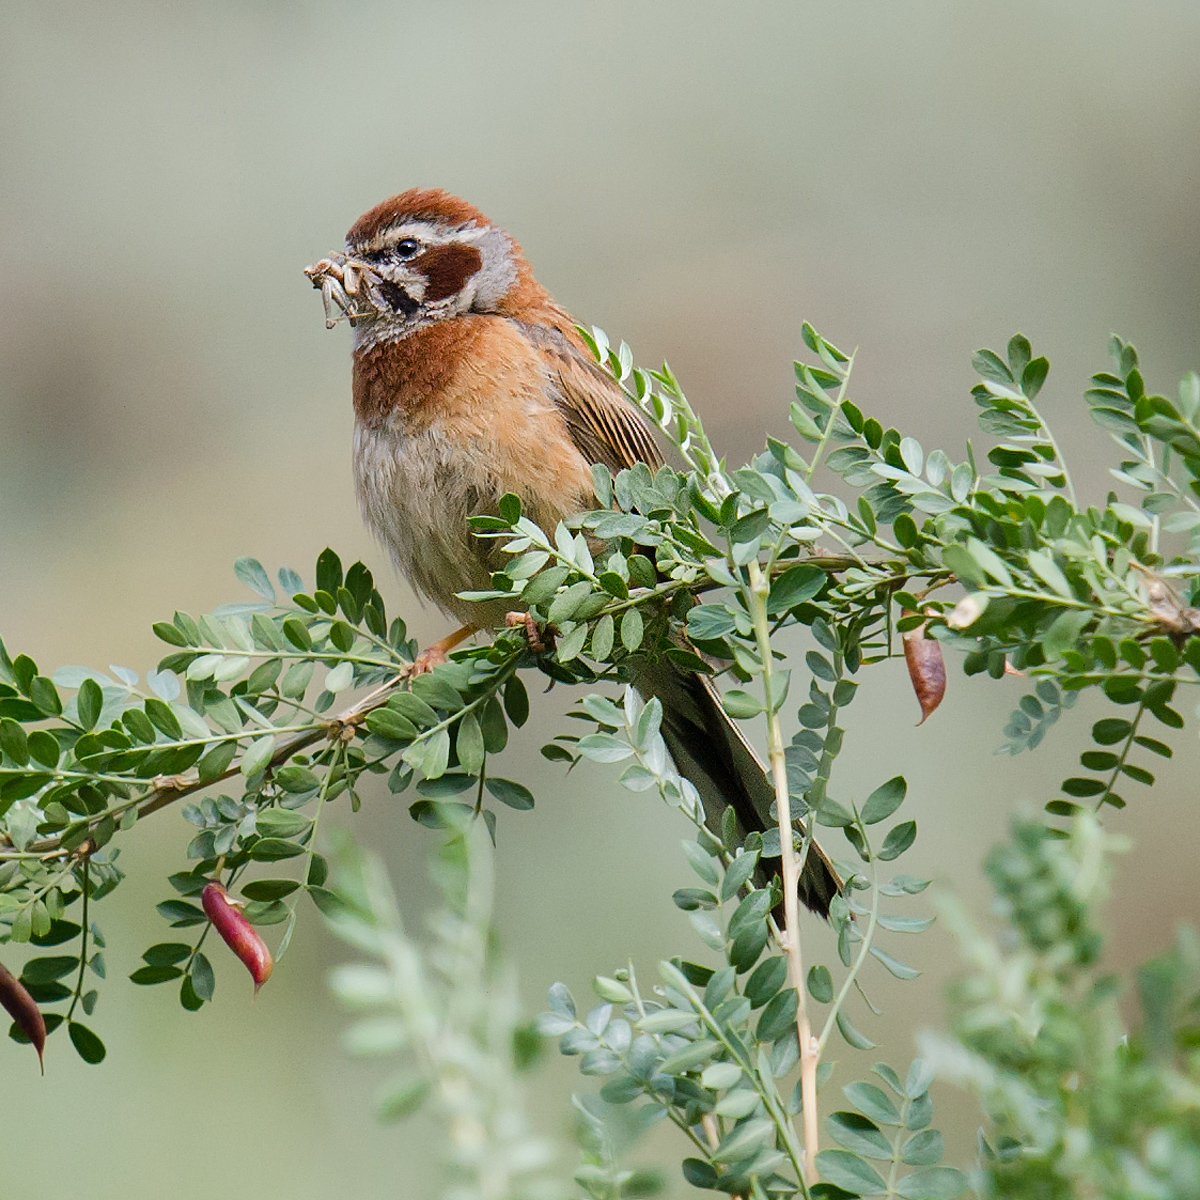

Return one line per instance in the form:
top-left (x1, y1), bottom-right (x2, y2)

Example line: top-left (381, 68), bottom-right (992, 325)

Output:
top-left (304, 253), bottom-right (383, 328)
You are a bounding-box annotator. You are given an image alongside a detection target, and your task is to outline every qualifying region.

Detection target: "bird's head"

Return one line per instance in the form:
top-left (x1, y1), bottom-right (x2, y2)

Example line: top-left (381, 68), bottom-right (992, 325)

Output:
top-left (306, 189), bottom-right (544, 350)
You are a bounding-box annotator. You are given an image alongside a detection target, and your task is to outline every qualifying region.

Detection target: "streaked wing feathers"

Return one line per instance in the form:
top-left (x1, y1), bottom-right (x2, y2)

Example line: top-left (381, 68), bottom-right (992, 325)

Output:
top-left (512, 319), bottom-right (663, 473)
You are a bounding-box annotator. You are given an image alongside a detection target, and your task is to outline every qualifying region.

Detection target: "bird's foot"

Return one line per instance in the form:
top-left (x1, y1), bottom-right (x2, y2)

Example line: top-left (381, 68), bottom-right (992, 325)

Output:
top-left (403, 645), bottom-right (450, 677)
top-left (505, 611), bottom-right (555, 655)
top-left (403, 624), bottom-right (477, 677)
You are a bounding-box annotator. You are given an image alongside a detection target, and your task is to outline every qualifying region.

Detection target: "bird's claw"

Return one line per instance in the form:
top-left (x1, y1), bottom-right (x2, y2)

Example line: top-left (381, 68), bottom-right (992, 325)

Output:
top-left (505, 611), bottom-right (555, 654)
top-left (402, 644), bottom-right (451, 677)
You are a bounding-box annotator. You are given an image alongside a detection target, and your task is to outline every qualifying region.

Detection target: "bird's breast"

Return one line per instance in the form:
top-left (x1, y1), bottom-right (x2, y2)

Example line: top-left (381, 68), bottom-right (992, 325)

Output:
top-left (351, 315), bottom-right (596, 626)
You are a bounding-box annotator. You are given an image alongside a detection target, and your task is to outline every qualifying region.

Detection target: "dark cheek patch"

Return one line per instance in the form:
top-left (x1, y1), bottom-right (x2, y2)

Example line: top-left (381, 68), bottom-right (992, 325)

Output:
top-left (418, 243), bottom-right (484, 302)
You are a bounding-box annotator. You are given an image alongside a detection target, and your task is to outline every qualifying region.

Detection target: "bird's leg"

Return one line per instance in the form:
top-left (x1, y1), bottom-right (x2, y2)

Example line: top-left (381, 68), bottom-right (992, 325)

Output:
top-left (407, 625), bottom-right (477, 676)
top-left (504, 611), bottom-right (554, 654)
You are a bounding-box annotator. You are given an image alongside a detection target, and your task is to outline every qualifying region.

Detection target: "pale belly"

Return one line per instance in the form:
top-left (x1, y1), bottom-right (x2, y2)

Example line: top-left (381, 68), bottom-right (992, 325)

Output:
top-left (353, 419), bottom-right (588, 628)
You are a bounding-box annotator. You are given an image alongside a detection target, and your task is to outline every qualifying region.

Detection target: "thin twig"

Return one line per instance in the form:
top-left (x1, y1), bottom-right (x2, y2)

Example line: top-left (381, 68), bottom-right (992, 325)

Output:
top-left (746, 559), bottom-right (818, 1184)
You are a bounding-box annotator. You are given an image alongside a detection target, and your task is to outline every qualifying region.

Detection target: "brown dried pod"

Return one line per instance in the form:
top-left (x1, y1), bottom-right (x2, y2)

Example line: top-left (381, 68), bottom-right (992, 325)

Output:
top-left (903, 621), bottom-right (946, 725)
top-left (0, 958), bottom-right (47, 1070)
top-left (202, 882), bottom-right (273, 994)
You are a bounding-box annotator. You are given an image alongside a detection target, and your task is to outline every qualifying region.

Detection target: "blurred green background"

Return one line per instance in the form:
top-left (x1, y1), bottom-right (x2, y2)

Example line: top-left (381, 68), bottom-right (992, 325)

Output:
top-left (2, 2), bottom-right (1199, 1195)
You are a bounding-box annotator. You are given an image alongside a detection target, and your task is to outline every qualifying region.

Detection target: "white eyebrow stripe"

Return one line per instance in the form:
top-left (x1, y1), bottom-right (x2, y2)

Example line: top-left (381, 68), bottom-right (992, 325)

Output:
top-left (349, 219), bottom-right (488, 255)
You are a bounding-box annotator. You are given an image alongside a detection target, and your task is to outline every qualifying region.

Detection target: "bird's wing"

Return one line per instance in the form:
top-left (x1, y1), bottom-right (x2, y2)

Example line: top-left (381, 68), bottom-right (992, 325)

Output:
top-left (511, 319), bottom-right (663, 473)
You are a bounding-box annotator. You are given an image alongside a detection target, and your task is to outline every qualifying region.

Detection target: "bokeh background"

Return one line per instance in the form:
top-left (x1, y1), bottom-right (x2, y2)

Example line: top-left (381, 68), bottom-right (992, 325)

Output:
top-left (2, 2), bottom-right (1199, 1195)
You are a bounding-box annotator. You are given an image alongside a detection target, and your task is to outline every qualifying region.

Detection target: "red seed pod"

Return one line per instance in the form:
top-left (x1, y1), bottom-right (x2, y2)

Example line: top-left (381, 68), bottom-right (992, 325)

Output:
top-left (202, 882), bottom-right (273, 994)
top-left (0, 958), bottom-right (47, 1070)
top-left (903, 621), bottom-right (946, 725)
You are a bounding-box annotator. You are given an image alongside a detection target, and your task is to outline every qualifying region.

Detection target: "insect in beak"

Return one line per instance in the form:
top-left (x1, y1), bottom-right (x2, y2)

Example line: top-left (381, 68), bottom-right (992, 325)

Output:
top-left (303, 254), bottom-right (381, 328)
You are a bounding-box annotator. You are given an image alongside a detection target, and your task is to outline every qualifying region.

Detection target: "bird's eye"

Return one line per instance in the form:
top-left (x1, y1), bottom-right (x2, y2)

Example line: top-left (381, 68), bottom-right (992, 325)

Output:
top-left (394, 238), bottom-right (421, 259)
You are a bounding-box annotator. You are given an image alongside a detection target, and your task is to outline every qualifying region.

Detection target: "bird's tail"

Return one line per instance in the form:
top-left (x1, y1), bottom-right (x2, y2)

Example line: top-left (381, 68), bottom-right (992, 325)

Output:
top-left (634, 657), bottom-right (842, 919)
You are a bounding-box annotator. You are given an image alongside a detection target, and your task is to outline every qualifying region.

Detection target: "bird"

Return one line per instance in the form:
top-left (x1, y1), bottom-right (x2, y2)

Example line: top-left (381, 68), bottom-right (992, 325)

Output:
top-left (305, 188), bottom-right (840, 917)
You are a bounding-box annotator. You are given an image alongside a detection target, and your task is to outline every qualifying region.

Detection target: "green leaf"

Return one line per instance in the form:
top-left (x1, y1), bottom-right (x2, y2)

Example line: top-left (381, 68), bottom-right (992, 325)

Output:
top-left (637, 1008), bottom-right (699, 1035)
top-left (178, 974), bottom-right (204, 1012)
top-left (1092, 718), bottom-right (1133, 745)
top-left (324, 661), bottom-right (354, 694)
top-left (153, 621), bottom-right (189, 647)
top-left (730, 508), bottom-right (771, 544)
top-left (282, 618), bottom-right (313, 651)
top-left (156, 900), bottom-right (206, 927)
top-left (249, 838), bottom-right (305, 861)
top-left (480, 697), bottom-right (508, 753)
top-left (455, 711), bottom-right (485, 776)
top-left (745, 956), bottom-right (788, 1007)
top-left (713, 1090), bottom-right (760, 1120)
top-left (768, 565), bottom-right (826, 614)
top-left (21, 955), bottom-right (79, 984)
top-left (876, 914), bottom-right (935, 933)
top-left (141, 942), bottom-right (192, 966)
top-left (845, 1081), bottom-right (901, 1124)
top-left (861, 776), bottom-right (906, 825)
top-left (188, 952), bottom-right (216, 1001)
top-left (577, 733), bottom-right (633, 763)
top-left (275, 765), bottom-right (320, 793)
top-left (720, 850), bottom-right (759, 901)
top-left (895, 1166), bottom-right (967, 1199)
top-left (901, 1129), bottom-right (944, 1166)
top-left (0, 718), bottom-right (29, 765)
top-left (973, 348), bottom-right (1014, 384)
top-left (592, 975), bottom-right (633, 1004)
top-left (68, 1021), bottom-right (107, 1064)
top-left (130, 965), bottom-right (184, 985)
top-left (682, 839), bottom-right (719, 885)
top-left (836, 1010), bottom-right (876, 1049)
top-left (234, 557), bottom-right (276, 602)
top-left (1062, 777), bottom-right (1105, 798)
top-left (403, 728), bottom-right (451, 779)
top-left (807, 964), bottom-right (834, 1003)
top-left (1043, 609), bottom-right (1092, 661)
top-left (878, 821), bottom-right (917, 861)
top-left (701, 1061), bottom-right (743, 1091)
top-left (1021, 356), bottom-right (1049, 400)
top-left (240, 879), bottom-right (300, 901)
top-left (713, 1118), bottom-right (775, 1163)
top-left (869, 946), bottom-right (920, 979)
top-left (756, 987), bottom-right (799, 1042)
top-left (504, 676), bottom-right (529, 727)
top-left (240, 734), bottom-right (277, 778)
top-left (620, 609), bottom-right (644, 653)
top-left (30, 920), bottom-right (81, 947)
top-left (30, 676), bottom-right (62, 717)
top-left (688, 605), bottom-right (737, 641)
top-left (555, 622), bottom-right (588, 663)
top-left (827, 1111), bottom-right (891, 1159)
top-left (681, 1159), bottom-right (718, 1190)
top-left (485, 778), bottom-right (534, 810)
top-left (280, 660), bottom-right (314, 699)
top-left (590, 614), bottom-right (615, 661)
top-left (315, 548), bottom-right (343, 595)
top-left (548, 581), bottom-right (593, 625)
top-left (722, 690), bottom-right (763, 719)
top-left (27, 730), bottom-right (60, 768)
top-left (255, 808), bottom-right (311, 838)
top-left (1026, 550), bottom-right (1073, 600)
top-left (76, 678), bottom-right (103, 731)
top-left (198, 739), bottom-right (237, 787)
top-left (905, 1059), bottom-right (935, 1099)
top-left (815, 1149), bottom-right (887, 1194)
